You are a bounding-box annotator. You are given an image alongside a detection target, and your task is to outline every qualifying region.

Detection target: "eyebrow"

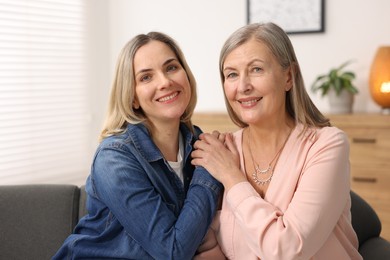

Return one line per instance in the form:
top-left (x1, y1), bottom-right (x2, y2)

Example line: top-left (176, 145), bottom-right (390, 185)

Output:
top-left (223, 66), bottom-right (235, 73)
top-left (135, 58), bottom-right (178, 76)
top-left (223, 58), bottom-right (265, 72)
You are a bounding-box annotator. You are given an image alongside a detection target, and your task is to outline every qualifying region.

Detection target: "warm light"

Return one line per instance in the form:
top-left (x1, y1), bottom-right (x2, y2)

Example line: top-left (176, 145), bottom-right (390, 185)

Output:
top-left (369, 46), bottom-right (390, 113)
top-left (381, 82), bottom-right (390, 93)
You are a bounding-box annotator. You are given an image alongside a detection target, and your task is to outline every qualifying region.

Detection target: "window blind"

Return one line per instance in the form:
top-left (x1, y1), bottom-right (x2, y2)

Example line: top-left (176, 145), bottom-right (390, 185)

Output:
top-left (0, 0), bottom-right (91, 185)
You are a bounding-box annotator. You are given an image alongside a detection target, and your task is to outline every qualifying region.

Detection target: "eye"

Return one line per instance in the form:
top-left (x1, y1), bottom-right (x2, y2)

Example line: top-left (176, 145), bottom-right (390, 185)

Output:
top-left (139, 74), bottom-right (152, 82)
top-left (252, 67), bottom-right (263, 73)
top-left (225, 72), bottom-right (238, 79)
top-left (167, 64), bottom-right (178, 72)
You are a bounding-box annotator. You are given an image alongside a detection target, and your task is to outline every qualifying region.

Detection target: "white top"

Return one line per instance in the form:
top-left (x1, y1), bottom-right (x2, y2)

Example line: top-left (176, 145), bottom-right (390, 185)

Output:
top-left (168, 133), bottom-right (184, 182)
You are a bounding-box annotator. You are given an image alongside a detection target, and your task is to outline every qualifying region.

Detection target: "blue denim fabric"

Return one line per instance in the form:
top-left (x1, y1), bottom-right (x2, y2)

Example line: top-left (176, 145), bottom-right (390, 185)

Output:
top-left (53, 123), bottom-right (222, 260)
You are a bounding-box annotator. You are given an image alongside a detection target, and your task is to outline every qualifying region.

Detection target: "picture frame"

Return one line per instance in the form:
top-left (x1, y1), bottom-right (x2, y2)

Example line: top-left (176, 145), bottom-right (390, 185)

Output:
top-left (247, 0), bottom-right (325, 34)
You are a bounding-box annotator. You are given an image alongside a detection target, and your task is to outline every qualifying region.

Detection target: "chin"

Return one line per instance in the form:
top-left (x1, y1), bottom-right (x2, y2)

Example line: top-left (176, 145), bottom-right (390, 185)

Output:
top-left (165, 111), bottom-right (186, 121)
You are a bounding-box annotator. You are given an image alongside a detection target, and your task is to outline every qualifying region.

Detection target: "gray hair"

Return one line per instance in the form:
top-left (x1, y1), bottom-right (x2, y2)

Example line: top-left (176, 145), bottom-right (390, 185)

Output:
top-left (219, 22), bottom-right (329, 129)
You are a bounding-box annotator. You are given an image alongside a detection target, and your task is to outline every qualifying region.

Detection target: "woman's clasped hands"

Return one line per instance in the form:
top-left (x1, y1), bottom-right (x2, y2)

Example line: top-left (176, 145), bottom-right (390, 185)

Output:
top-left (191, 131), bottom-right (245, 191)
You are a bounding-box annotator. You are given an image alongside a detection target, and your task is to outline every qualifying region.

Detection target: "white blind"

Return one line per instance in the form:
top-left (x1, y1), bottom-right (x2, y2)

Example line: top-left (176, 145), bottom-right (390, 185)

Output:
top-left (0, 0), bottom-right (91, 185)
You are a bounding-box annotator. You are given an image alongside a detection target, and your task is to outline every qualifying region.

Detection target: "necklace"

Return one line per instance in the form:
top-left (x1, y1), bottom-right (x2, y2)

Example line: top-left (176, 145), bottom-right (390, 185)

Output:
top-left (247, 127), bottom-right (292, 185)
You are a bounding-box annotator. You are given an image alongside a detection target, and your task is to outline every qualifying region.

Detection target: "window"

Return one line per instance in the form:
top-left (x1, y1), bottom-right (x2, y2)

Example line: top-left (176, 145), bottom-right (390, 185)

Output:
top-left (0, 0), bottom-right (91, 185)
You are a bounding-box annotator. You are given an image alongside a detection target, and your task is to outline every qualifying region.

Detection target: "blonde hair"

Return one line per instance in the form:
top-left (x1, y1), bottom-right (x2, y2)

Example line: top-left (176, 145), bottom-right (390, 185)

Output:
top-left (99, 32), bottom-right (197, 142)
top-left (219, 22), bottom-right (330, 129)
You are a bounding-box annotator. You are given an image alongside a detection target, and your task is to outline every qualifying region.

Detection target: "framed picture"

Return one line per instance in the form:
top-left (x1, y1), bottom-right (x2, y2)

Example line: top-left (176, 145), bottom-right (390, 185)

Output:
top-left (247, 0), bottom-right (325, 34)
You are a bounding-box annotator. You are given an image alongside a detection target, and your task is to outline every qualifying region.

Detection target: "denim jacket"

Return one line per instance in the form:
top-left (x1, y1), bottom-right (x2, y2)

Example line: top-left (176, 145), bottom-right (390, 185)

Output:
top-left (53, 123), bottom-right (222, 260)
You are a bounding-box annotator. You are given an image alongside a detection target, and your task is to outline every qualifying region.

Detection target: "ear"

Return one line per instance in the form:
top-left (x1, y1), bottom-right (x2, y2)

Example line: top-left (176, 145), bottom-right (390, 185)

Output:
top-left (133, 99), bottom-right (140, 109)
top-left (285, 65), bottom-right (294, 91)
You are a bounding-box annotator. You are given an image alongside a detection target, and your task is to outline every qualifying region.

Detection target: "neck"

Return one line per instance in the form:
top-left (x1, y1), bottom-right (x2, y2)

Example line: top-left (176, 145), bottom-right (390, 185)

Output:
top-left (248, 117), bottom-right (294, 149)
top-left (147, 119), bottom-right (181, 162)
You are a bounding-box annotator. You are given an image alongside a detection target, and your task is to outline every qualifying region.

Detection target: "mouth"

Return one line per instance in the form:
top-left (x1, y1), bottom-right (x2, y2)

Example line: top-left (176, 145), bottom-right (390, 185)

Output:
top-left (238, 97), bottom-right (262, 106)
top-left (157, 91), bottom-right (179, 102)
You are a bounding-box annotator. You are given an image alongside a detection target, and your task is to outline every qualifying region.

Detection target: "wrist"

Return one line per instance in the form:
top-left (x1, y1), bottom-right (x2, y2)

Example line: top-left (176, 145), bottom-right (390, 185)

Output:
top-left (223, 173), bottom-right (246, 192)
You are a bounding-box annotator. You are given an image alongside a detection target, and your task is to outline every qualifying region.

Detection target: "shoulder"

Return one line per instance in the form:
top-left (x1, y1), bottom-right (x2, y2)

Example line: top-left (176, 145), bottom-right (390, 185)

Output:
top-left (314, 125), bottom-right (348, 145)
top-left (98, 129), bottom-right (132, 151)
top-left (97, 123), bottom-right (151, 155)
top-left (297, 124), bottom-right (349, 155)
top-left (298, 123), bottom-right (347, 142)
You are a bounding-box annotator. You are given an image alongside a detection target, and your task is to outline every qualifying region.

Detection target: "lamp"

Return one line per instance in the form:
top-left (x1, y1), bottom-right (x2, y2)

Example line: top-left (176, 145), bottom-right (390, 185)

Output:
top-left (369, 46), bottom-right (390, 114)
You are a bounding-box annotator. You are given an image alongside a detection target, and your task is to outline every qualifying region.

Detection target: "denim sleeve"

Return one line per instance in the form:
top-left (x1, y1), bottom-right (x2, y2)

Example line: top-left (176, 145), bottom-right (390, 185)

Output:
top-left (91, 145), bottom-right (222, 259)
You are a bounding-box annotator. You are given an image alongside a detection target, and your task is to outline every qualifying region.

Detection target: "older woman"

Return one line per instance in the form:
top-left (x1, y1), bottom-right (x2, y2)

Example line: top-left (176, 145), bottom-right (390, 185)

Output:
top-left (192, 23), bottom-right (362, 259)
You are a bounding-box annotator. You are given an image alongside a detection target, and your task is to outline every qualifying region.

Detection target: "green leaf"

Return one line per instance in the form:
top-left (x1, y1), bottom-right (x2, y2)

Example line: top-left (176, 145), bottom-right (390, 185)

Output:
top-left (311, 60), bottom-right (358, 97)
top-left (334, 77), bottom-right (342, 94)
top-left (320, 82), bottom-right (330, 96)
top-left (341, 72), bottom-right (355, 80)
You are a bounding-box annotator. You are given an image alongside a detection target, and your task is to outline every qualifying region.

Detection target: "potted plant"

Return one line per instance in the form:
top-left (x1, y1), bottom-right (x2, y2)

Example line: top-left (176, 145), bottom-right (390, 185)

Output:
top-left (311, 60), bottom-right (358, 114)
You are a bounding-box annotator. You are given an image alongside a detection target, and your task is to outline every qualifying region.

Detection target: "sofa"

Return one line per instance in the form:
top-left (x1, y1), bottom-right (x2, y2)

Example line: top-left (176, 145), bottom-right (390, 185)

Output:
top-left (1, 185), bottom-right (390, 260)
top-left (350, 190), bottom-right (390, 258)
top-left (0, 184), bottom-right (87, 260)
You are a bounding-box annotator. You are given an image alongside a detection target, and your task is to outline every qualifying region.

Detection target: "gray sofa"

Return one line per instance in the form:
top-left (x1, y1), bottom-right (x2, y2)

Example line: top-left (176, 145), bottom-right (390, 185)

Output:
top-left (0, 184), bottom-right (87, 260)
top-left (0, 185), bottom-right (390, 260)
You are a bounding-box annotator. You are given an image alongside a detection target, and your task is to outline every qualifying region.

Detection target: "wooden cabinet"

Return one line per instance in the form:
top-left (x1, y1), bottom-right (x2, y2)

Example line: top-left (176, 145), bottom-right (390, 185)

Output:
top-left (328, 114), bottom-right (390, 240)
top-left (192, 113), bottom-right (238, 133)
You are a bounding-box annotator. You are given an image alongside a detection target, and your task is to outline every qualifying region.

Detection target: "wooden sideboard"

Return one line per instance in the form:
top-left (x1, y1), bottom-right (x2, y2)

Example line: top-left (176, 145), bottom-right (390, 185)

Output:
top-left (193, 112), bottom-right (390, 240)
top-left (192, 113), bottom-right (238, 133)
top-left (328, 113), bottom-right (390, 241)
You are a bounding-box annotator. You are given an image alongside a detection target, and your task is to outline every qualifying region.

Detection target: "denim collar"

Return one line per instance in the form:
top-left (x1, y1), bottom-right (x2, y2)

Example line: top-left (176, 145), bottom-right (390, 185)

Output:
top-left (125, 122), bottom-right (196, 163)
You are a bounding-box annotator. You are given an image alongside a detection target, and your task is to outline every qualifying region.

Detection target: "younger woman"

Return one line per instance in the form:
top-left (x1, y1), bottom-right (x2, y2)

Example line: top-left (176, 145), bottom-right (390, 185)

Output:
top-left (54, 32), bottom-right (222, 259)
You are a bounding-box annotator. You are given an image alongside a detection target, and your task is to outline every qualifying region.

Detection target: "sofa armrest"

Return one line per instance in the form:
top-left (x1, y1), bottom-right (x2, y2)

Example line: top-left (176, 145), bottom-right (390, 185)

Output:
top-left (350, 190), bottom-right (381, 246)
top-left (0, 184), bottom-right (80, 259)
top-left (359, 237), bottom-right (390, 260)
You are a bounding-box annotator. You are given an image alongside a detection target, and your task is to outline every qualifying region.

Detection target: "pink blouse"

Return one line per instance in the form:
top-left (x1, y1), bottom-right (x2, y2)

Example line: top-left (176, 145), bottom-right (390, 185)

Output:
top-left (212, 124), bottom-right (362, 259)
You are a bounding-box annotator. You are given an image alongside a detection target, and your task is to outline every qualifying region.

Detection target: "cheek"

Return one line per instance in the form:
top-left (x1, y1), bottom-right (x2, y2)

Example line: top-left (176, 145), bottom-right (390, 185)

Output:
top-left (179, 77), bottom-right (192, 102)
top-left (182, 77), bottom-right (191, 92)
top-left (181, 73), bottom-right (192, 90)
top-left (223, 82), bottom-right (236, 101)
top-left (174, 71), bottom-right (191, 89)
top-left (134, 87), bottom-right (150, 106)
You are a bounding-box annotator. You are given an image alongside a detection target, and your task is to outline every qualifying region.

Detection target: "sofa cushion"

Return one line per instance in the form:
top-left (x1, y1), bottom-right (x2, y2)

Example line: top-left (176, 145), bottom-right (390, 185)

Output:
top-left (0, 184), bottom-right (80, 260)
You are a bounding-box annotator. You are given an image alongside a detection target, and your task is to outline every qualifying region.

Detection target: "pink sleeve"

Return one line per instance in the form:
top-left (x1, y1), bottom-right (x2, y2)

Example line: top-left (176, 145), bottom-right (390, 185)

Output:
top-left (226, 130), bottom-right (351, 259)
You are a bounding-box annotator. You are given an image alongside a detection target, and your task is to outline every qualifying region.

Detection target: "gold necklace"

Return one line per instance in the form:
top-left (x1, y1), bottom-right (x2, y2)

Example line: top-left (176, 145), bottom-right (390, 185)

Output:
top-left (247, 127), bottom-right (292, 185)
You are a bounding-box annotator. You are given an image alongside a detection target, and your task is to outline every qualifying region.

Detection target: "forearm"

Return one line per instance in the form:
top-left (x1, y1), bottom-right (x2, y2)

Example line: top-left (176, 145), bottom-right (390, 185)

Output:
top-left (93, 149), bottom-right (223, 259)
top-left (164, 167), bottom-right (223, 258)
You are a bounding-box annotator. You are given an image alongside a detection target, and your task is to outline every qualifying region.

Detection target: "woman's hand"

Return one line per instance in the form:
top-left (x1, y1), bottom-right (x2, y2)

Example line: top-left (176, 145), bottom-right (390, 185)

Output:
top-left (191, 131), bottom-right (245, 190)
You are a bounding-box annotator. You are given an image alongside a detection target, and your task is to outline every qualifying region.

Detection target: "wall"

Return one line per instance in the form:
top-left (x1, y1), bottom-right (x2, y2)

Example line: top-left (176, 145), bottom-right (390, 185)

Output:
top-left (293, 0), bottom-right (390, 113)
top-left (86, 0), bottom-right (110, 152)
top-left (107, 0), bottom-right (244, 113)
top-left (102, 0), bottom-right (390, 115)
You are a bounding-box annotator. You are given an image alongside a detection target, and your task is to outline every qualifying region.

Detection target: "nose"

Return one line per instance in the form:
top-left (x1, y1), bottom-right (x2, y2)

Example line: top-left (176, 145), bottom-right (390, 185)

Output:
top-left (157, 72), bottom-right (172, 89)
top-left (238, 73), bottom-right (252, 93)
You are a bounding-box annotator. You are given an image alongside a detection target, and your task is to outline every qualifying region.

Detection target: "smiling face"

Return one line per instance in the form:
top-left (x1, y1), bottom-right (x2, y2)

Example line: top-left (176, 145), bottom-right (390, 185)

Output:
top-left (222, 38), bottom-right (292, 125)
top-left (133, 40), bottom-right (191, 125)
